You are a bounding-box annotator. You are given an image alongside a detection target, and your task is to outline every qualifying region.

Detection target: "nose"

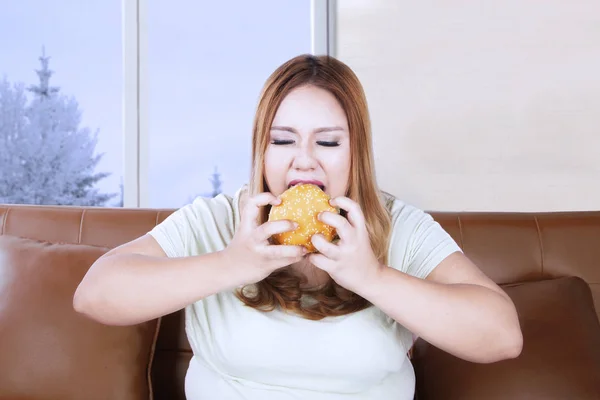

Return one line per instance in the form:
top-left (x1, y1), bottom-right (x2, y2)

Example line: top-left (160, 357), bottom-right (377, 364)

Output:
top-left (292, 142), bottom-right (318, 171)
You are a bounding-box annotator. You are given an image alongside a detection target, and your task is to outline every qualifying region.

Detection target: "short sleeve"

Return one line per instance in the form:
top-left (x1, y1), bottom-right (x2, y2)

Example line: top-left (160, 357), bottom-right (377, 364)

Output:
top-left (148, 204), bottom-right (196, 258)
top-left (387, 199), bottom-right (462, 279)
top-left (147, 193), bottom-right (240, 259)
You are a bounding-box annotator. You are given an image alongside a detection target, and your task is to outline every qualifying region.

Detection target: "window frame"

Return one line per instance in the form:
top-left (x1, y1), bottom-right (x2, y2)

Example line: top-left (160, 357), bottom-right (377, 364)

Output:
top-left (122, 0), bottom-right (335, 207)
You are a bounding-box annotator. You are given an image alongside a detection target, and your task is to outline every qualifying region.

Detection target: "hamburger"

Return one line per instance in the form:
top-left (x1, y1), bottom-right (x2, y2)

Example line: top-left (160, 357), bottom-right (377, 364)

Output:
top-left (268, 183), bottom-right (338, 253)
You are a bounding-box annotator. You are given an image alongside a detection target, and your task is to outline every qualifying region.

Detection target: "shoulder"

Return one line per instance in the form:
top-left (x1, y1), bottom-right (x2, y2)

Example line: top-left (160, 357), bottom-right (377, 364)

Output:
top-left (169, 188), bottom-right (242, 231)
top-left (382, 191), bottom-right (462, 278)
top-left (148, 186), bottom-right (245, 257)
top-left (186, 188), bottom-right (243, 230)
top-left (382, 191), bottom-right (434, 232)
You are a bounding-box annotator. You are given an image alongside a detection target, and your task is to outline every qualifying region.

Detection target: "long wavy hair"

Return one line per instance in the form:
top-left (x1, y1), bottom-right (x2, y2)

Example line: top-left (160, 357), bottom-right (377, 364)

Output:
top-left (236, 54), bottom-right (392, 320)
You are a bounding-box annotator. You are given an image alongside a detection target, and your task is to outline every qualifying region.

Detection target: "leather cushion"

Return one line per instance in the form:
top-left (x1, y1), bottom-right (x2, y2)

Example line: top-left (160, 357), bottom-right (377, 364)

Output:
top-left (0, 235), bottom-right (160, 400)
top-left (412, 276), bottom-right (600, 399)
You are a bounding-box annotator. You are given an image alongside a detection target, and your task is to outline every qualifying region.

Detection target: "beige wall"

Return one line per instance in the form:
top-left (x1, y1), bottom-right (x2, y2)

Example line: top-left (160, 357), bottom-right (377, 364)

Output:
top-left (335, 0), bottom-right (600, 212)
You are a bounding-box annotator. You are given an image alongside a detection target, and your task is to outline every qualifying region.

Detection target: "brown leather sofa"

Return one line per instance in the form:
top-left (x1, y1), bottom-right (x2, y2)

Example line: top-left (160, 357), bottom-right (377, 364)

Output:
top-left (1, 204), bottom-right (599, 400)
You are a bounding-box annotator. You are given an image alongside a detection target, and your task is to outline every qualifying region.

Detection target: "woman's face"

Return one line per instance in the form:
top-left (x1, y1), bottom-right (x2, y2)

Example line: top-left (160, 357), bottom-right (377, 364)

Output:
top-left (264, 85), bottom-right (351, 199)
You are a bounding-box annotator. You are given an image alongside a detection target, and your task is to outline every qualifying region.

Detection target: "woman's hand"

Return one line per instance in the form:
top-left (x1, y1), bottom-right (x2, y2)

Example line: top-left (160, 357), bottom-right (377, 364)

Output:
top-left (222, 192), bottom-right (307, 286)
top-left (308, 196), bottom-right (383, 293)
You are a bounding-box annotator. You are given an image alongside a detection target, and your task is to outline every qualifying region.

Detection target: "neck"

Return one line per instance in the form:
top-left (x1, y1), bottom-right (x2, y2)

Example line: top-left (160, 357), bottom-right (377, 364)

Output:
top-left (289, 257), bottom-right (330, 289)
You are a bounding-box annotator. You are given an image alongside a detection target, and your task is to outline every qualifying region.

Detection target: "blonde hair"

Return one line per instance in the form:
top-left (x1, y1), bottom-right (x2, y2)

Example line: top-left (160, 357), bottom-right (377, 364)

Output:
top-left (236, 54), bottom-right (392, 320)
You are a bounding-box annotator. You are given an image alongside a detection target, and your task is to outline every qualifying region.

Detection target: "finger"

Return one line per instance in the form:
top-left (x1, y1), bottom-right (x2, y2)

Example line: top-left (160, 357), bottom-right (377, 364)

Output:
top-left (256, 220), bottom-right (298, 242)
top-left (247, 192), bottom-right (279, 208)
top-left (265, 244), bottom-right (307, 260)
top-left (318, 211), bottom-right (352, 240)
top-left (330, 196), bottom-right (365, 228)
top-left (311, 234), bottom-right (340, 260)
top-left (242, 192), bottom-right (279, 226)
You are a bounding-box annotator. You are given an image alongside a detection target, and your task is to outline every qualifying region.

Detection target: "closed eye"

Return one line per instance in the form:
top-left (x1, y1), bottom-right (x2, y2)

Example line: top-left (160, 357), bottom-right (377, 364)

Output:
top-left (271, 140), bottom-right (294, 145)
top-left (317, 141), bottom-right (340, 147)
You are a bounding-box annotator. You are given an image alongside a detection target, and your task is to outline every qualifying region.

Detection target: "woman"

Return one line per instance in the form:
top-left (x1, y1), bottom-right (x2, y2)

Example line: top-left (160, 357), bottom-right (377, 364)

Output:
top-left (74, 54), bottom-right (523, 399)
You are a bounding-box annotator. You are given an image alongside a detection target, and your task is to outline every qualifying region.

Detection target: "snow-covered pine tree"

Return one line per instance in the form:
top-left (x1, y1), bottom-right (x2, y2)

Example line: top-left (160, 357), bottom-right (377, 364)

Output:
top-left (114, 178), bottom-right (124, 207)
top-left (0, 49), bottom-right (115, 206)
top-left (183, 167), bottom-right (224, 205)
top-left (209, 166), bottom-right (223, 197)
top-left (0, 79), bottom-right (29, 201)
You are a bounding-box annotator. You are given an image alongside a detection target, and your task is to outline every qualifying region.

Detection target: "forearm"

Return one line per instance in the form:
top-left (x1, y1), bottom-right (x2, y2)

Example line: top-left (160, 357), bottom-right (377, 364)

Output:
top-left (358, 266), bottom-right (522, 363)
top-left (74, 251), bottom-right (235, 326)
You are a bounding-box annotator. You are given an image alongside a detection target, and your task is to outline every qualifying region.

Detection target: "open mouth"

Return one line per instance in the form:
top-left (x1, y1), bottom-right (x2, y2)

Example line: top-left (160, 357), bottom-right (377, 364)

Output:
top-left (288, 180), bottom-right (326, 191)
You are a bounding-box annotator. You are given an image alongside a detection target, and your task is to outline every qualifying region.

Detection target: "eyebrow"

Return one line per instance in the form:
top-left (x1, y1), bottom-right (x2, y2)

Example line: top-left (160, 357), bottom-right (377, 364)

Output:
top-left (270, 126), bottom-right (346, 133)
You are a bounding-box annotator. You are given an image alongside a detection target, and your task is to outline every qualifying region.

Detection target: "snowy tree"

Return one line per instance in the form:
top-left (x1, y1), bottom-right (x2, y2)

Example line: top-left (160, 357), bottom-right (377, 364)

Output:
top-left (0, 49), bottom-right (115, 206)
top-left (209, 166), bottom-right (223, 197)
top-left (113, 178), bottom-right (124, 207)
top-left (0, 79), bottom-right (28, 199)
top-left (184, 166), bottom-right (224, 205)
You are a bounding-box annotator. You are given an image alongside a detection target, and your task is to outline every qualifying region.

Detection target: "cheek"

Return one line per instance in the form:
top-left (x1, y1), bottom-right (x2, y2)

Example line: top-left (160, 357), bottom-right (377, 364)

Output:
top-left (264, 150), bottom-right (276, 179)
top-left (323, 150), bottom-right (351, 193)
top-left (333, 148), bottom-right (351, 176)
top-left (264, 148), bottom-right (287, 192)
top-left (265, 148), bottom-right (286, 170)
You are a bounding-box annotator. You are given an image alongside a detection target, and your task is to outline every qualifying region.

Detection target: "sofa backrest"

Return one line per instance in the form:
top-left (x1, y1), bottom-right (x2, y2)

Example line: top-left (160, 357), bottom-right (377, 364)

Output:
top-left (1, 204), bottom-right (599, 398)
top-left (432, 211), bottom-right (600, 319)
top-left (0, 204), bottom-right (188, 399)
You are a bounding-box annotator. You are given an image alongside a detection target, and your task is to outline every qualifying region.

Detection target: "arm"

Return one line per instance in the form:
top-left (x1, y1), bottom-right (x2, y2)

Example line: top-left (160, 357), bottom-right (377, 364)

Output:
top-left (310, 197), bottom-right (523, 364)
top-left (74, 192), bottom-right (305, 327)
top-left (73, 234), bottom-right (238, 326)
top-left (357, 252), bottom-right (523, 364)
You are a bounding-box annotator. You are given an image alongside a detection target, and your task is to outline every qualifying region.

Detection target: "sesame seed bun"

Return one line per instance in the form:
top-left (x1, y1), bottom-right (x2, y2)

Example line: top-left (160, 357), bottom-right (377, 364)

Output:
top-left (268, 184), bottom-right (338, 253)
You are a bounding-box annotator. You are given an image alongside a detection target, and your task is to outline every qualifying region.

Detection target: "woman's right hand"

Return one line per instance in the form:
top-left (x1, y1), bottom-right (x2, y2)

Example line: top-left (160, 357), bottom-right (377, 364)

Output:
top-left (222, 192), bottom-right (306, 286)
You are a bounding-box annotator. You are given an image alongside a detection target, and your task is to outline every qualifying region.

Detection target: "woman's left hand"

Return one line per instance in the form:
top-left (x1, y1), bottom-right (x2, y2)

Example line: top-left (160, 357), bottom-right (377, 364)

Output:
top-left (308, 196), bottom-right (383, 293)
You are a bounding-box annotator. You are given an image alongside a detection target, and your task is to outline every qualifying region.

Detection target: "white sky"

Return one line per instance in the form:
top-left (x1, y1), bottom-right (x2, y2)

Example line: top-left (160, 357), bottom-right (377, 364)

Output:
top-left (0, 0), bottom-right (311, 207)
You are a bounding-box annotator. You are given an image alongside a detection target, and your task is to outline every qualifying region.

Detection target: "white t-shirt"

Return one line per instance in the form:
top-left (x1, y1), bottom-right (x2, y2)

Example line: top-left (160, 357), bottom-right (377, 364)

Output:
top-left (148, 186), bottom-right (462, 400)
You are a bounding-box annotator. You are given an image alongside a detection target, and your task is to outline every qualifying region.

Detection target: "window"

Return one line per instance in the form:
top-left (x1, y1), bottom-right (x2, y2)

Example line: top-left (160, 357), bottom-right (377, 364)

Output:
top-left (0, 1), bottom-right (124, 207)
top-left (1, 0), bottom-right (330, 209)
top-left (146, 1), bottom-right (312, 207)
